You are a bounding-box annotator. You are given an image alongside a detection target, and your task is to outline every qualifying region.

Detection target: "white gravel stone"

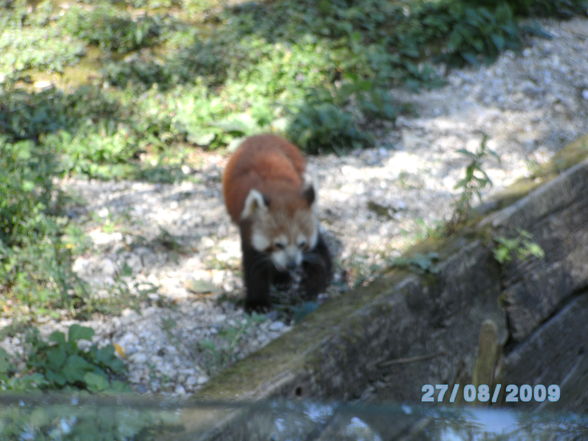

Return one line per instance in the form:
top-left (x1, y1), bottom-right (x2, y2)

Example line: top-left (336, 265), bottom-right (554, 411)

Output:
top-left (269, 321), bottom-right (286, 333)
top-left (196, 375), bottom-right (209, 385)
top-left (130, 353), bottom-right (147, 364)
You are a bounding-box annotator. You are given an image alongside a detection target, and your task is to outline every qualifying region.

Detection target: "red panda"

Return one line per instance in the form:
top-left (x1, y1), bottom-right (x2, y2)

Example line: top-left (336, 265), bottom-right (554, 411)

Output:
top-left (222, 134), bottom-right (332, 311)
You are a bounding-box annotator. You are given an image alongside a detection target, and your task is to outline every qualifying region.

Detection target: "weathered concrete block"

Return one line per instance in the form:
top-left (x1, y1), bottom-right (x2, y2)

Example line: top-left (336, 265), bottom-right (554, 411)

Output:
top-left (483, 160), bottom-right (588, 340)
top-left (502, 292), bottom-right (588, 411)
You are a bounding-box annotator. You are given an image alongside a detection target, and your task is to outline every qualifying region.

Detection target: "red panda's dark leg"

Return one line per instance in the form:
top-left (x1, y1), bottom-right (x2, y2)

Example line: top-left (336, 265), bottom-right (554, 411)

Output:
top-left (272, 270), bottom-right (293, 289)
top-left (241, 241), bottom-right (272, 312)
top-left (301, 232), bottom-right (332, 299)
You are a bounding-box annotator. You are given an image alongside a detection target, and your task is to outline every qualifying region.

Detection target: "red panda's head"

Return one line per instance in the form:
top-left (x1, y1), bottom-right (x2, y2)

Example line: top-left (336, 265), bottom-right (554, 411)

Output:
top-left (240, 178), bottom-right (318, 271)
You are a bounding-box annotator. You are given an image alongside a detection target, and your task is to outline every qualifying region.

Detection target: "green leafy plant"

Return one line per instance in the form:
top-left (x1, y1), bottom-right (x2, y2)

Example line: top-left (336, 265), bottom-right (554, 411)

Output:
top-left (0, 325), bottom-right (129, 393)
top-left (0, 28), bottom-right (85, 82)
top-left (102, 58), bottom-right (170, 90)
top-left (61, 5), bottom-right (163, 54)
top-left (0, 136), bottom-right (89, 318)
top-left (440, 3), bottom-right (522, 66)
top-left (447, 134), bottom-right (499, 231)
top-left (4, 324), bottom-right (130, 393)
top-left (493, 229), bottom-right (545, 264)
top-left (0, 88), bottom-right (71, 142)
top-left (47, 124), bottom-right (143, 178)
top-left (287, 101), bottom-right (372, 154)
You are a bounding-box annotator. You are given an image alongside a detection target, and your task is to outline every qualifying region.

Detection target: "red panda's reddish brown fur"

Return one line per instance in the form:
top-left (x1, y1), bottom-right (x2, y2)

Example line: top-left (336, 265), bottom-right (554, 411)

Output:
top-left (223, 134), bottom-right (307, 224)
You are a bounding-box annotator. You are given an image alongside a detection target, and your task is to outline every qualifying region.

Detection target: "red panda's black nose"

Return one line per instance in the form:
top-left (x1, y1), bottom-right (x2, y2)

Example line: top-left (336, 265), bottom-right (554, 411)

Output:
top-left (286, 261), bottom-right (298, 271)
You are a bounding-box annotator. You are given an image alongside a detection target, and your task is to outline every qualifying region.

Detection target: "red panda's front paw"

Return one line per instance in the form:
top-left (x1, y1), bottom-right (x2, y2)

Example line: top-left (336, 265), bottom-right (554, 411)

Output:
top-left (244, 298), bottom-right (272, 314)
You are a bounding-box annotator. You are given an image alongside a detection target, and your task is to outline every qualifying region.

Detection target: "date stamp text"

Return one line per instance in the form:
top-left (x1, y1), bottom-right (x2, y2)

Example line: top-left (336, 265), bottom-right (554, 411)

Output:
top-left (421, 384), bottom-right (560, 403)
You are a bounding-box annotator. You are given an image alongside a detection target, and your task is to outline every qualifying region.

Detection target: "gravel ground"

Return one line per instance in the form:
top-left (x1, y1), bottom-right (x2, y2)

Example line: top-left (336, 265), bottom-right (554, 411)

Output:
top-left (5, 18), bottom-right (588, 396)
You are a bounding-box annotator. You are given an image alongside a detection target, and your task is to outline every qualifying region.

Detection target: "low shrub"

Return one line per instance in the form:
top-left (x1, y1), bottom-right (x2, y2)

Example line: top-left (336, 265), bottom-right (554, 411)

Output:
top-left (61, 5), bottom-right (163, 53)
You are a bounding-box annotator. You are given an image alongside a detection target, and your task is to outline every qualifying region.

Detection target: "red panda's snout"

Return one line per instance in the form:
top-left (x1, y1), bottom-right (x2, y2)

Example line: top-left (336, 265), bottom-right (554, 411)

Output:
top-left (271, 246), bottom-right (301, 271)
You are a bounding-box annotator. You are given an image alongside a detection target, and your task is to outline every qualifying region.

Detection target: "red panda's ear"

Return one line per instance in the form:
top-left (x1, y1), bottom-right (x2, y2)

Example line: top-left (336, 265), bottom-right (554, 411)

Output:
top-left (241, 189), bottom-right (269, 219)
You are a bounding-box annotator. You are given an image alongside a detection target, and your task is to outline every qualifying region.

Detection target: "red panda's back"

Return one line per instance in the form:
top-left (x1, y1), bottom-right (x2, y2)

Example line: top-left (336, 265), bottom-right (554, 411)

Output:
top-left (223, 134), bottom-right (307, 223)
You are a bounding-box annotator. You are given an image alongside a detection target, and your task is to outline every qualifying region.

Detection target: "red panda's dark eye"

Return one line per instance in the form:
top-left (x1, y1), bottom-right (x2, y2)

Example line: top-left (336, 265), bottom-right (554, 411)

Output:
top-left (274, 242), bottom-right (285, 250)
top-left (298, 240), bottom-right (307, 249)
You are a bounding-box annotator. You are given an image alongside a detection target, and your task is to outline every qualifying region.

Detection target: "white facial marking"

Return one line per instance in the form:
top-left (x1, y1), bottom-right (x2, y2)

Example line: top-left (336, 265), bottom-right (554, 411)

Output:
top-left (251, 230), bottom-right (270, 251)
top-left (287, 244), bottom-right (303, 266)
top-left (286, 244), bottom-right (299, 261)
top-left (271, 250), bottom-right (288, 271)
top-left (271, 245), bottom-right (302, 270)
